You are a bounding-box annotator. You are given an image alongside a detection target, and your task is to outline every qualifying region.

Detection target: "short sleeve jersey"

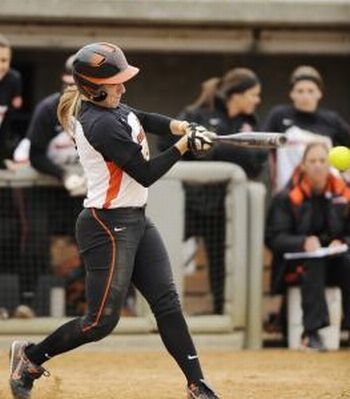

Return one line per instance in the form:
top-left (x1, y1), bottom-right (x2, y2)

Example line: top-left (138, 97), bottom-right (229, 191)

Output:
top-left (74, 101), bottom-right (150, 209)
top-left (0, 68), bottom-right (22, 131)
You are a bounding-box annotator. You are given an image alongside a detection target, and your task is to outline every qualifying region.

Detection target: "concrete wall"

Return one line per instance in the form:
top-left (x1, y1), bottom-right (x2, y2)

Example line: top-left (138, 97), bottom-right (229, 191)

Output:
top-left (1, 1), bottom-right (350, 53)
top-left (3, 1), bottom-right (350, 140)
top-left (2, 1), bottom-right (350, 26)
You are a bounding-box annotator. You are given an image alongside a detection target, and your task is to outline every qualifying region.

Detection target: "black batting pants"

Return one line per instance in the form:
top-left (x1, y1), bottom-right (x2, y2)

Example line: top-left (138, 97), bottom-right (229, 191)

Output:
top-left (26, 207), bottom-right (185, 358)
top-left (301, 255), bottom-right (350, 333)
top-left (77, 207), bottom-right (181, 340)
top-left (26, 206), bottom-right (204, 383)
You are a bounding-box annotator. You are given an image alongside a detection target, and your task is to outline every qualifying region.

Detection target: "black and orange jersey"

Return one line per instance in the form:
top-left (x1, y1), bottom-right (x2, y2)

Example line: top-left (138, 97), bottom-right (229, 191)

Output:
top-left (75, 101), bottom-right (181, 208)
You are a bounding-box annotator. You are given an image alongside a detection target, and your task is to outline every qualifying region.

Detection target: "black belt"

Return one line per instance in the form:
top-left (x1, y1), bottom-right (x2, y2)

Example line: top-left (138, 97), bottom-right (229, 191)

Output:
top-left (91, 205), bottom-right (146, 213)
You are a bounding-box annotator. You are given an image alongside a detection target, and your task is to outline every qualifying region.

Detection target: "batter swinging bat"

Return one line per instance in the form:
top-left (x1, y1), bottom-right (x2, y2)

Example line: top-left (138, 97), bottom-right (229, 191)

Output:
top-left (211, 132), bottom-right (288, 148)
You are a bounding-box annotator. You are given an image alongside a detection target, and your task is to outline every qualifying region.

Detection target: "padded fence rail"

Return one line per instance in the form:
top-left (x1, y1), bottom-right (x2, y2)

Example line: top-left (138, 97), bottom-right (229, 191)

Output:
top-left (246, 182), bottom-right (266, 349)
top-left (147, 161), bottom-right (248, 332)
top-left (0, 163), bottom-right (266, 349)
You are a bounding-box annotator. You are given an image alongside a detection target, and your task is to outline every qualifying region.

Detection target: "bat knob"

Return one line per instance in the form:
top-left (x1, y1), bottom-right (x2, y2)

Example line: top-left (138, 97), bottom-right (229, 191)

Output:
top-left (276, 135), bottom-right (288, 146)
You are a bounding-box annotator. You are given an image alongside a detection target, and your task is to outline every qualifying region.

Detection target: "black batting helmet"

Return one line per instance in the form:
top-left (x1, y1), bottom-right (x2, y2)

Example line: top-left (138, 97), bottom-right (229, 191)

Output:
top-left (72, 42), bottom-right (139, 100)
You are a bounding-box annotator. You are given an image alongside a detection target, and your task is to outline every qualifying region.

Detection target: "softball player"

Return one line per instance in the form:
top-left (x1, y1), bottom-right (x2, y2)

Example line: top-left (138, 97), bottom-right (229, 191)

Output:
top-left (9, 42), bottom-right (220, 399)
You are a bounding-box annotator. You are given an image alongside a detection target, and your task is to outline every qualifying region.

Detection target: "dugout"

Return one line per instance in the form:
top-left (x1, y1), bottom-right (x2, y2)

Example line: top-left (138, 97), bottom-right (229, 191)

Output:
top-left (1, 0), bottom-right (350, 144)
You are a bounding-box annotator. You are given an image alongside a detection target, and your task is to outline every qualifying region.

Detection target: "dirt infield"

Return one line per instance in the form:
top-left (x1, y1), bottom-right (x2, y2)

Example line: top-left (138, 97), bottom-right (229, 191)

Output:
top-left (1, 350), bottom-right (350, 398)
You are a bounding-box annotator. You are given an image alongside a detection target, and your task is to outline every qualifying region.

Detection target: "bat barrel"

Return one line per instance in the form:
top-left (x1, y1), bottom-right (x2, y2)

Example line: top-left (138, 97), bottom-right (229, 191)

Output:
top-left (212, 132), bottom-right (288, 148)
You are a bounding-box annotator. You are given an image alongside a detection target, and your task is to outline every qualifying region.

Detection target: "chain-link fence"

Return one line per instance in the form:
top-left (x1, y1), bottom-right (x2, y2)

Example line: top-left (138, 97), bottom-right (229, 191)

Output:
top-left (0, 184), bottom-right (84, 318)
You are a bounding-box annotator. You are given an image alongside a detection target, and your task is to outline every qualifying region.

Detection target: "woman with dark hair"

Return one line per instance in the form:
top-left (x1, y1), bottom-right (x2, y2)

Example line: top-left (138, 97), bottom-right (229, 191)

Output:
top-left (159, 67), bottom-right (266, 315)
top-left (263, 65), bottom-right (350, 190)
top-left (180, 68), bottom-right (263, 176)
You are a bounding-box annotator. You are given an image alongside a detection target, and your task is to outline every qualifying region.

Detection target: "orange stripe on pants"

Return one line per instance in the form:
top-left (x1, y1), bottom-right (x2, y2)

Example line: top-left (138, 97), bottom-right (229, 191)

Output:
top-left (82, 208), bottom-right (116, 332)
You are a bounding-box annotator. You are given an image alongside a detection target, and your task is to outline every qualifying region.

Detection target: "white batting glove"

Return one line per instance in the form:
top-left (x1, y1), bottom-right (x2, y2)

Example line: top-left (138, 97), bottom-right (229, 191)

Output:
top-left (63, 173), bottom-right (87, 197)
top-left (185, 123), bottom-right (215, 156)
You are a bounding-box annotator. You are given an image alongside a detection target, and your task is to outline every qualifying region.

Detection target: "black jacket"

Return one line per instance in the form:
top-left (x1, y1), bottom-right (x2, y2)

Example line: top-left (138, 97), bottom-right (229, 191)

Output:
top-left (265, 173), bottom-right (350, 294)
top-left (28, 92), bottom-right (65, 179)
top-left (262, 104), bottom-right (350, 147)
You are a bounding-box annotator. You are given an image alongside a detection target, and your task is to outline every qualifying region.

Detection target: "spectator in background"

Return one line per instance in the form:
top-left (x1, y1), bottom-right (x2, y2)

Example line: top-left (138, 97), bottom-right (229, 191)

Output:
top-left (0, 34), bottom-right (22, 168)
top-left (0, 34), bottom-right (23, 316)
top-left (179, 69), bottom-right (264, 177)
top-left (262, 65), bottom-right (350, 191)
top-left (11, 55), bottom-right (86, 316)
top-left (14, 54), bottom-right (82, 184)
top-left (159, 68), bottom-right (266, 314)
top-left (266, 142), bottom-right (350, 351)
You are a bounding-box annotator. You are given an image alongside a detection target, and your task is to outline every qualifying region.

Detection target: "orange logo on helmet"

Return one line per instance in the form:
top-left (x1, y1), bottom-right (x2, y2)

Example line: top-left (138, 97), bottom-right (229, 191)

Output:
top-left (89, 53), bottom-right (106, 67)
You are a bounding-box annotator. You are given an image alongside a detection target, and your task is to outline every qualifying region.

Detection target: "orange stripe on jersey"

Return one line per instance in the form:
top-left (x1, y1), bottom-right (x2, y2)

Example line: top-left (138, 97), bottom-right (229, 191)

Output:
top-left (103, 162), bottom-right (123, 209)
top-left (82, 208), bottom-right (116, 333)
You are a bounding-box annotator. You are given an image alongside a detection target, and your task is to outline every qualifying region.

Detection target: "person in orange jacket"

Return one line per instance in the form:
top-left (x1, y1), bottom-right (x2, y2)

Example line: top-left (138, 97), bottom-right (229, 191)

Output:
top-left (266, 141), bottom-right (350, 351)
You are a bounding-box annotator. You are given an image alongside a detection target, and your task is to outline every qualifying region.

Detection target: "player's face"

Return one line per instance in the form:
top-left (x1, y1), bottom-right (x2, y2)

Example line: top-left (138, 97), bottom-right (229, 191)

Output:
top-left (0, 46), bottom-right (11, 80)
top-left (102, 83), bottom-right (126, 108)
top-left (302, 145), bottom-right (329, 190)
top-left (290, 80), bottom-right (322, 113)
top-left (227, 84), bottom-right (261, 116)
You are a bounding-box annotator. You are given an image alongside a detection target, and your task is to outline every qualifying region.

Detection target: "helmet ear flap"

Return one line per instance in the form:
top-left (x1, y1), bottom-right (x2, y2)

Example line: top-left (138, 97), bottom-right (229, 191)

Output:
top-left (73, 73), bottom-right (106, 102)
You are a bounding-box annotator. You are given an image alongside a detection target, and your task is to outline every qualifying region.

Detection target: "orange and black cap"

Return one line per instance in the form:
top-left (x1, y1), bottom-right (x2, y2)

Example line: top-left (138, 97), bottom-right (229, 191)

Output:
top-left (73, 43), bottom-right (138, 83)
top-left (72, 42), bottom-right (139, 100)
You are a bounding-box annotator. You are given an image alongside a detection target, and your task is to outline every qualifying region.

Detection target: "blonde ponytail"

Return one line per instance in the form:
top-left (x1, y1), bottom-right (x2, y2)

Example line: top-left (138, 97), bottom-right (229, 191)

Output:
top-left (57, 85), bottom-right (81, 136)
